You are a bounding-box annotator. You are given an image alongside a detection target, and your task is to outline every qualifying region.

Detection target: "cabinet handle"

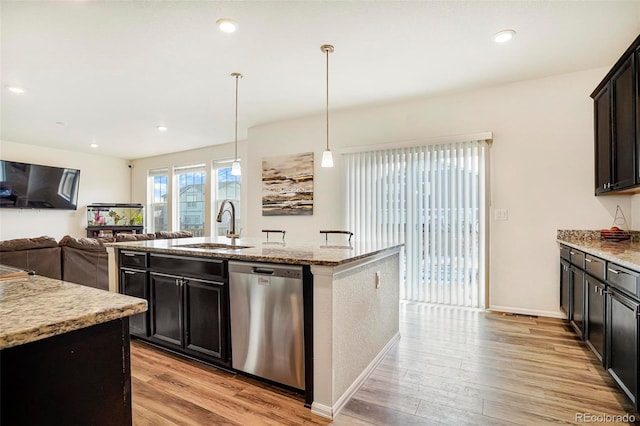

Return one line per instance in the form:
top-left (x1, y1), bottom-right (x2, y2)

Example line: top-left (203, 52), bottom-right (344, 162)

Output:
top-left (124, 271), bottom-right (136, 275)
top-left (570, 251), bottom-right (576, 255)
top-left (123, 253), bottom-right (136, 257)
top-left (585, 258), bottom-right (593, 263)
top-left (608, 268), bottom-right (621, 275)
top-left (602, 290), bottom-right (612, 295)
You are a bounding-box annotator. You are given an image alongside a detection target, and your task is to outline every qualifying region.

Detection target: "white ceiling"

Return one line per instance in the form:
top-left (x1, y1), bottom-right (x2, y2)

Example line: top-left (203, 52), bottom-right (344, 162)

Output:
top-left (2, 1), bottom-right (640, 160)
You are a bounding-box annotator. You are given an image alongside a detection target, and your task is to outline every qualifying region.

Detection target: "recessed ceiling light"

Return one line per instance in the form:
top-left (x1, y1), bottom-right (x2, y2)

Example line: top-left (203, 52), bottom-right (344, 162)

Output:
top-left (6, 86), bottom-right (25, 94)
top-left (157, 125), bottom-right (168, 132)
top-left (90, 143), bottom-right (99, 148)
top-left (494, 29), bottom-right (516, 43)
top-left (216, 18), bottom-right (237, 33)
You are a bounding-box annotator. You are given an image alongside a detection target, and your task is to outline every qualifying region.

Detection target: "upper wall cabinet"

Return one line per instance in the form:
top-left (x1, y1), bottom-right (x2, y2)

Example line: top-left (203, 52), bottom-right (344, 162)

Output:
top-left (592, 34), bottom-right (640, 195)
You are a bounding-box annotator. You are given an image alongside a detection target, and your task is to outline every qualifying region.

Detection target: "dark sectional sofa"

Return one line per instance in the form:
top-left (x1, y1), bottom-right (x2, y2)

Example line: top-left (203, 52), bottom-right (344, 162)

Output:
top-left (0, 231), bottom-right (192, 291)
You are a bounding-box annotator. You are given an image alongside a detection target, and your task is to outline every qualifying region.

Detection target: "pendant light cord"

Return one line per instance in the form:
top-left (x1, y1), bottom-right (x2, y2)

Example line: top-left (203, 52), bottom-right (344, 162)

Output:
top-left (325, 47), bottom-right (329, 151)
top-left (234, 74), bottom-right (239, 161)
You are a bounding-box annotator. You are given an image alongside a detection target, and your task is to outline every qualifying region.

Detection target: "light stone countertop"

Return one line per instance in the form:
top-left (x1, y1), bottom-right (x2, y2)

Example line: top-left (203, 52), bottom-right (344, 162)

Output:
top-left (0, 275), bottom-right (147, 350)
top-left (557, 237), bottom-right (640, 272)
top-left (107, 236), bottom-right (403, 266)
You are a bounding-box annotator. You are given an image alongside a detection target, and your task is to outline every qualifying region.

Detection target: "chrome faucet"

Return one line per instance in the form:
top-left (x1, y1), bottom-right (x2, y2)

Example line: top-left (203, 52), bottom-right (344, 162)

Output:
top-left (216, 199), bottom-right (240, 239)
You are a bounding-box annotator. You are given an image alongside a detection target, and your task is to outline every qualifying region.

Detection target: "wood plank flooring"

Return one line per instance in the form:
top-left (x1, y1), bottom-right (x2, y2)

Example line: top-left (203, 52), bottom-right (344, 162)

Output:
top-left (131, 302), bottom-right (636, 425)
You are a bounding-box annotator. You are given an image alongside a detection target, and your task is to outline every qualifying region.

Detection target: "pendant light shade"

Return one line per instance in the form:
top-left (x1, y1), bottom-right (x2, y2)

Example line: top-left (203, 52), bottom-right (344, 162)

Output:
top-left (231, 72), bottom-right (242, 176)
top-left (321, 44), bottom-right (334, 168)
top-left (321, 149), bottom-right (334, 168)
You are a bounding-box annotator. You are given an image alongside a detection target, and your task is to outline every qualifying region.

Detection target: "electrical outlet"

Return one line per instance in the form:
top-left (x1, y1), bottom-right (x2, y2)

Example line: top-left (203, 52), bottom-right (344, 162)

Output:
top-left (375, 271), bottom-right (381, 289)
top-left (495, 209), bottom-right (509, 221)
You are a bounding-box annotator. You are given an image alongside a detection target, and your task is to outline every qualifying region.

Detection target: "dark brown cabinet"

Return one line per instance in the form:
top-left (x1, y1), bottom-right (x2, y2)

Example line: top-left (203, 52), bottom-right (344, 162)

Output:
top-left (606, 287), bottom-right (639, 409)
top-left (560, 259), bottom-right (571, 319)
top-left (586, 274), bottom-right (606, 364)
top-left (594, 84), bottom-right (613, 194)
top-left (592, 34), bottom-right (640, 195)
top-left (184, 277), bottom-right (227, 360)
top-left (570, 267), bottom-right (585, 338)
top-left (150, 272), bottom-right (183, 347)
top-left (149, 272), bottom-right (227, 362)
top-left (121, 268), bottom-right (148, 337)
top-left (119, 251), bottom-right (230, 367)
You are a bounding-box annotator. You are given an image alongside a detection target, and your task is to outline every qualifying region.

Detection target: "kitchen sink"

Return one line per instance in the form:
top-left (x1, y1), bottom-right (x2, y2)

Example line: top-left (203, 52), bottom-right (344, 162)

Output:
top-left (175, 243), bottom-right (253, 250)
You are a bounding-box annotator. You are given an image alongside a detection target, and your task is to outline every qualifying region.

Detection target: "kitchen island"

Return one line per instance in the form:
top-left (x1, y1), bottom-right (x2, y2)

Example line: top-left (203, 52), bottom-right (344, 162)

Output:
top-left (106, 236), bottom-right (402, 419)
top-left (0, 274), bottom-right (147, 425)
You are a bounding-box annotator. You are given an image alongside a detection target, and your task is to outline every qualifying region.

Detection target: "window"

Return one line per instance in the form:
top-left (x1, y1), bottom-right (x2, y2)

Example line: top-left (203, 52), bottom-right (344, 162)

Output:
top-left (149, 169), bottom-right (168, 232)
top-left (345, 139), bottom-right (488, 308)
top-left (175, 164), bottom-right (206, 237)
top-left (213, 163), bottom-right (241, 237)
top-left (146, 160), bottom-right (241, 238)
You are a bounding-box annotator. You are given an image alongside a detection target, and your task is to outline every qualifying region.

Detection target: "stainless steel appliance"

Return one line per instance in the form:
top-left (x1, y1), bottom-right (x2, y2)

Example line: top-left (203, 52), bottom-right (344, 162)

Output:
top-left (228, 261), bottom-right (305, 390)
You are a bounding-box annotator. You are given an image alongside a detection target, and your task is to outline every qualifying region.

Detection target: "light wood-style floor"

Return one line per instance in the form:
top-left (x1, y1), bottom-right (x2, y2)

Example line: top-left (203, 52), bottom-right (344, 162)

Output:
top-left (131, 302), bottom-right (636, 425)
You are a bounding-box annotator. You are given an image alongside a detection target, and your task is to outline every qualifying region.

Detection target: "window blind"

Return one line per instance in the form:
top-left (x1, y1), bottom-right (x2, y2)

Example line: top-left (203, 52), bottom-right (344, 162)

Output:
top-left (345, 139), bottom-right (487, 308)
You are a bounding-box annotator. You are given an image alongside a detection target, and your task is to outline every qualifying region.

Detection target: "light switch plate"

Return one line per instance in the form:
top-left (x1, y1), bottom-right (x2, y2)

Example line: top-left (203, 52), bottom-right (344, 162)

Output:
top-left (495, 209), bottom-right (509, 221)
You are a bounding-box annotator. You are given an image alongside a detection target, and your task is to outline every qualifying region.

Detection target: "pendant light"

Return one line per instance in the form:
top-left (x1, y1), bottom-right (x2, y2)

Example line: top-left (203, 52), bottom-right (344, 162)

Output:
top-left (231, 72), bottom-right (242, 176)
top-left (320, 44), bottom-right (334, 168)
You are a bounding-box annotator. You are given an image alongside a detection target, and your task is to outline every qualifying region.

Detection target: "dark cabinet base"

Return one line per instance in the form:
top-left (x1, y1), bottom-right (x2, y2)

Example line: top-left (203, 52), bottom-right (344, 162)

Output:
top-left (1, 319), bottom-right (132, 426)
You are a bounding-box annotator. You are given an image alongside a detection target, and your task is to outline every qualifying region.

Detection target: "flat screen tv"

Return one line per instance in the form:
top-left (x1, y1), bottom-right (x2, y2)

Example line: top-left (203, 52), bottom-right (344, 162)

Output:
top-left (0, 160), bottom-right (80, 210)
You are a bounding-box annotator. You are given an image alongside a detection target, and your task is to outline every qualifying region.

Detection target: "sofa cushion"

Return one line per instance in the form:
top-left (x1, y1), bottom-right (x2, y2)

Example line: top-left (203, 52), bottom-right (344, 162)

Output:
top-left (58, 235), bottom-right (113, 251)
top-left (155, 231), bottom-right (193, 239)
top-left (0, 236), bottom-right (62, 279)
top-left (0, 236), bottom-right (58, 252)
top-left (115, 233), bottom-right (156, 242)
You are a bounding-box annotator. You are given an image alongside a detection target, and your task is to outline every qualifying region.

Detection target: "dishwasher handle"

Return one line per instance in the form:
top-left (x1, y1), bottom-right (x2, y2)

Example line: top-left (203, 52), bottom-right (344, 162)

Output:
top-left (252, 267), bottom-right (275, 275)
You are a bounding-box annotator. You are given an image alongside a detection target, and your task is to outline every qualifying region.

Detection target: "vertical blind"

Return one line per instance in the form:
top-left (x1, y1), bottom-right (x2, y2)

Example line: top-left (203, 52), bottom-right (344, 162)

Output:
top-left (345, 140), bottom-right (487, 308)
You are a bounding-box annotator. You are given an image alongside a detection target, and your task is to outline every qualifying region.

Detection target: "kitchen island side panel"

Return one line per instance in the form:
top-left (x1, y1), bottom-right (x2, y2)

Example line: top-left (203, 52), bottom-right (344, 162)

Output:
top-left (333, 251), bottom-right (400, 400)
top-left (311, 249), bottom-right (401, 418)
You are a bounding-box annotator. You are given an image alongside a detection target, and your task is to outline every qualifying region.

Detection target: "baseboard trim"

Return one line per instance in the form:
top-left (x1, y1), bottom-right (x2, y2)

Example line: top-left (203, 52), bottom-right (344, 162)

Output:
top-left (489, 305), bottom-right (565, 319)
top-left (310, 402), bottom-right (333, 419)
top-left (315, 331), bottom-right (401, 419)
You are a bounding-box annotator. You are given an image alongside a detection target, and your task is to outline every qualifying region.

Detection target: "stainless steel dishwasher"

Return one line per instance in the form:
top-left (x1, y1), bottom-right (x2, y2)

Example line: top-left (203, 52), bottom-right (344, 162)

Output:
top-left (228, 261), bottom-right (305, 390)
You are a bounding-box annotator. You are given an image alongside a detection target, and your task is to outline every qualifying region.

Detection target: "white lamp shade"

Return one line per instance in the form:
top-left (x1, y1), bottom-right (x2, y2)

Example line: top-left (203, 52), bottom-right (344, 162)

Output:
top-left (231, 160), bottom-right (241, 176)
top-left (321, 149), bottom-right (334, 168)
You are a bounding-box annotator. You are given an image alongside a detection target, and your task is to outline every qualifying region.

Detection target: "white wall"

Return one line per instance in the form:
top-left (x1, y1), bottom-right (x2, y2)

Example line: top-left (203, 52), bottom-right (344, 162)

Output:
top-left (246, 67), bottom-right (631, 317)
top-left (0, 140), bottom-right (131, 240)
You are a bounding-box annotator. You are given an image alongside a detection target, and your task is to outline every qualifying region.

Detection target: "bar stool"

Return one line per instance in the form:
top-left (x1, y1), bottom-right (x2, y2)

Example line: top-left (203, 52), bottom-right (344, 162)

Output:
top-left (262, 229), bottom-right (286, 243)
top-left (319, 230), bottom-right (353, 247)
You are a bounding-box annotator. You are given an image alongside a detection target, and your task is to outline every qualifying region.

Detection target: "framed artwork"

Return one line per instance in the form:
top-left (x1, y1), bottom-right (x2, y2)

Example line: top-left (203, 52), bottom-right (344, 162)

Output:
top-left (262, 152), bottom-right (314, 216)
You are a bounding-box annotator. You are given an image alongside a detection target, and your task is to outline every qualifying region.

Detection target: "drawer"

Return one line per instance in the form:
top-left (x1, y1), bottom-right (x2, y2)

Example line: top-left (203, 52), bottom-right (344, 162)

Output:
top-left (585, 254), bottom-right (606, 281)
top-left (569, 249), bottom-right (585, 268)
top-left (149, 254), bottom-right (226, 279)
top-left (120, 250), bottom-right (148, 268)
top-left (560, 245), bottom-right (571, 261)
top-left (606, 263), bottom-right (640, 299)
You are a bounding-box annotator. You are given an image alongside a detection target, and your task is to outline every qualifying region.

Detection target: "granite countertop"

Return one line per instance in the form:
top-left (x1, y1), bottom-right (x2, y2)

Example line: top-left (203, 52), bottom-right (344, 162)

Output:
top-left (0, 275), bottom-right (147, 350)
top-left (557, 230), bottom-right (640, 271)
top-left (106, 236), bottom-right (403, 266)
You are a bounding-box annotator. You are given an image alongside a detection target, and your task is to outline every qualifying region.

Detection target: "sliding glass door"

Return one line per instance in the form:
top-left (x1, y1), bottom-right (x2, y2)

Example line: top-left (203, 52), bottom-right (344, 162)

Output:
top-left (345, 139), bottom-right (487, 308)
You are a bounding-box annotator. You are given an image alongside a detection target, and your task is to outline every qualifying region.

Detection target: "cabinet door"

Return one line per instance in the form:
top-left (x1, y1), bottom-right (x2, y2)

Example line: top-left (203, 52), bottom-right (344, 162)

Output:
top-left (183, 278), bottom-right (227, 361)
top-left (607, 288), bottom-right (639, 407)
top-left (611, 55), bottom-right (636, 190)
top-left (560, 259), bottom-right (571, 320)
top-left (120, 268), bottom-right (148, 337)
top-left (570, 268), bottom-right (585, 338)
top-left (594, 83), bottom-right (612, 194)
top-left (586, 275), bottom-right (606, 364)
top-left (150, 272), bottom-right (183, 347)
